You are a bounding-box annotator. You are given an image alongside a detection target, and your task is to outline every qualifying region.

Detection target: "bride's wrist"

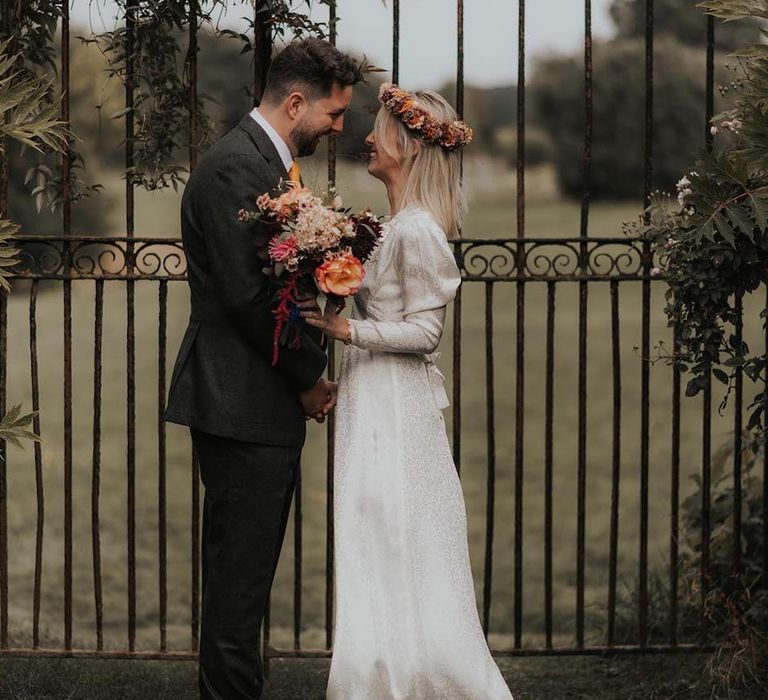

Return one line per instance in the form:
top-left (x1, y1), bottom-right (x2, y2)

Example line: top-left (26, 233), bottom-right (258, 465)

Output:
top-left (342, 319), bottom-right (352, 345)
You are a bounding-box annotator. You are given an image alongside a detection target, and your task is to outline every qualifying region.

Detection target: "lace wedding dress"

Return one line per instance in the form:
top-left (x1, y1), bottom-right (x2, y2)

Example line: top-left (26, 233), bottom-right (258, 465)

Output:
top-left (326, 206), bottom-right (513, 700)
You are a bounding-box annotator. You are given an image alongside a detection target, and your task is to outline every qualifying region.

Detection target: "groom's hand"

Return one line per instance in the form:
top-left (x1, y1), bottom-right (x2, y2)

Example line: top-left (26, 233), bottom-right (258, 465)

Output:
top-left (320, 380), bottom-right (339, 418)
top-left (300, 377), bottom-right (337, 422)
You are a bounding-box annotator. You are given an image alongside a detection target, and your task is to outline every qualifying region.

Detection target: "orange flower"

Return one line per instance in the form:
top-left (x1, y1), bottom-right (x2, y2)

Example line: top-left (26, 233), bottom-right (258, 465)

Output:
top-left (315, 251), bottom-right (365, 297)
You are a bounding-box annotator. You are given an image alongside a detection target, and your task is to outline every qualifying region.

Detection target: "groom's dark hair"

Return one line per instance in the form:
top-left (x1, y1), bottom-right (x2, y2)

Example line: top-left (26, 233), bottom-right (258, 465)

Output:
top-left (262, 38), bottom-right (365, 104)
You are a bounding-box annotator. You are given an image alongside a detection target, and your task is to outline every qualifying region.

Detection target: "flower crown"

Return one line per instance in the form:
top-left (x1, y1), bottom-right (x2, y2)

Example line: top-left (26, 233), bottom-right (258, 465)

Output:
top-left (378, 83), bottom-right (473, 151)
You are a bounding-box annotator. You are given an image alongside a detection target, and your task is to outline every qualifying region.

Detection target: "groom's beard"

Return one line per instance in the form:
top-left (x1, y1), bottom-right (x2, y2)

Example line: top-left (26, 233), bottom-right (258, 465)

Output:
top-left (291, 124), bottom-right (326, 157)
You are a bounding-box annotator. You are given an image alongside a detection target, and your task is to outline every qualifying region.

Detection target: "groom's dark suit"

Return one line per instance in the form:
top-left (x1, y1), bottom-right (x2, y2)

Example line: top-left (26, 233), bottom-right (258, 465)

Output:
top-left (165, 115), bottom-right (327, 698)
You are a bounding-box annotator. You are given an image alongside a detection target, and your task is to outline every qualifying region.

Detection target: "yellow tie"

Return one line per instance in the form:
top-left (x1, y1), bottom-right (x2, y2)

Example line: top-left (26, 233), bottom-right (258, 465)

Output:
top-left (288, 161), bottom-right (301, 185)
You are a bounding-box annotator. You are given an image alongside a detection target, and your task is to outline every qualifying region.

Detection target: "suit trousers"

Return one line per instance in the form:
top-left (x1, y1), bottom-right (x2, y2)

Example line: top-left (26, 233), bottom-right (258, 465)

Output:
top-left (191, 428), bottom-right (300, 699)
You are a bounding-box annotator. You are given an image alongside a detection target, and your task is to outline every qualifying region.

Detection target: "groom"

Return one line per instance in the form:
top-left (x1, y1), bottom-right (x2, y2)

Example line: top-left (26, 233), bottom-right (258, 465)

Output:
top-left (165, 38), bottom-right (364, 699)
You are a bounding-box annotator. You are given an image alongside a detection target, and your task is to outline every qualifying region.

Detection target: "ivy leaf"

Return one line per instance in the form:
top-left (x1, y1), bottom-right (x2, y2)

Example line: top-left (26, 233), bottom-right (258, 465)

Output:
top-left (748, 408), bottom-right (763, 431)
top-left (712, 368), bottom-right (730, 385)
top-left (686, 375), bottom-right (708, 397)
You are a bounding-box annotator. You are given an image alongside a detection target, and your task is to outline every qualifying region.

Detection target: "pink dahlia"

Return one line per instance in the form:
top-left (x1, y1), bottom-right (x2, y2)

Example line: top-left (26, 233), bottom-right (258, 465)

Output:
top-left (268, 236), bottom-right (299, 262)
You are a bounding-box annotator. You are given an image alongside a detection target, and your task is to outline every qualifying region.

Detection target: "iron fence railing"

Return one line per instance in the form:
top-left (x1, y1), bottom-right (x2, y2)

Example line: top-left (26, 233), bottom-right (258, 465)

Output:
top-left (0, 232), bottom-right (749, 663)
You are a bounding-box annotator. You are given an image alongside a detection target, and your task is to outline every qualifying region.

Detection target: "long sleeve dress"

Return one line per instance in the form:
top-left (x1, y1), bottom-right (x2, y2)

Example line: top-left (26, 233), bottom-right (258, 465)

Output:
top-left (326, 205), bottom-right (513, 700)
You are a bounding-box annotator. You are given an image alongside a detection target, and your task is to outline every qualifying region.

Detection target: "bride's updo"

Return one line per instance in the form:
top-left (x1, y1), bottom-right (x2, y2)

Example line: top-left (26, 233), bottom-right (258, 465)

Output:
top-left (374, 88), bottom-right (468, 238)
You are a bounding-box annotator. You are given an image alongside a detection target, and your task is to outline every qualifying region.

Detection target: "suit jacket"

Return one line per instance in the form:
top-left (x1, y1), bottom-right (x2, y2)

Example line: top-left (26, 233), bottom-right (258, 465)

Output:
top-left (164, 115), bottom-right (328, 446)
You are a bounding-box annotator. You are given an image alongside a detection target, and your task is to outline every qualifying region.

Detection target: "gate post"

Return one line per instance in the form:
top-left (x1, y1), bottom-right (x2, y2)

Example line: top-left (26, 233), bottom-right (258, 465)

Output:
top-left (253, 1), bottom-right (273, 107)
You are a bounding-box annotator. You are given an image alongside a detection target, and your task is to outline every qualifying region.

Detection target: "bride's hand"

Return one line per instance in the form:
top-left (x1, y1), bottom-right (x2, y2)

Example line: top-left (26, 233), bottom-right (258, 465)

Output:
top-left (301, 298), bottom-right (351, 341)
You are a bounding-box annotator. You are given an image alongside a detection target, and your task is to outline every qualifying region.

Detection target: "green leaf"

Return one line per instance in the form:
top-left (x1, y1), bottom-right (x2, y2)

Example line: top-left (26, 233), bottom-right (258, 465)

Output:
top-left (747, 408), bottom-right (763, 430)
top-left (697, 218), bottom-right (716, 242)
top-left (696, 1), bottom-right (768, 21)
top-left (713, 210), bottom-right (735, 246)
top-left (725, 203), bottom-right (756, 242)
top-left (0, 405), bottom-right (40, 451)
top-left (749, 192), bottom-right (768, 233)
top-left (0, 41), bottom-right (70, 153)
top-left (108, 107), bottom-right (132, 120)
top-left (686, 375), bottom-right (707, 397)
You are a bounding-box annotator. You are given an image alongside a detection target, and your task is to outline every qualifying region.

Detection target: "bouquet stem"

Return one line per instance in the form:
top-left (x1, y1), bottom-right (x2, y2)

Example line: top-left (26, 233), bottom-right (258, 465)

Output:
top-left (272, 276), bottom-right (300, 366)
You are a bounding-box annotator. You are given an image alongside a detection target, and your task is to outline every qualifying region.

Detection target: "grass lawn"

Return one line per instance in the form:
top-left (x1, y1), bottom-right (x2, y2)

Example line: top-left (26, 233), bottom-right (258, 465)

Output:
top-left (2, 159), bottom-right (759, 658)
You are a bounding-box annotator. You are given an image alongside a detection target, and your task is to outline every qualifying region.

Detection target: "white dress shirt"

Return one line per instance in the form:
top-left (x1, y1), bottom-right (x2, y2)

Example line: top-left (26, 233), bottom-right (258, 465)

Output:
top-left (249, 107), bottom-right (293, 173)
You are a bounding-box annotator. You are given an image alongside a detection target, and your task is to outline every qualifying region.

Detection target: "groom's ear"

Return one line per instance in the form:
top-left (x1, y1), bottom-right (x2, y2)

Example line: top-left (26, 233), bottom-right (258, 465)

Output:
top-left (286, 91), bottom-right (308, 120)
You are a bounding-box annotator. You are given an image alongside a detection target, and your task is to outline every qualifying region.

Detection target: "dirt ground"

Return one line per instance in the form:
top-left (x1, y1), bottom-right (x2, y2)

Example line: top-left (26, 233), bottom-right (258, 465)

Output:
top-left (1, 653), bottom-right (766, 699)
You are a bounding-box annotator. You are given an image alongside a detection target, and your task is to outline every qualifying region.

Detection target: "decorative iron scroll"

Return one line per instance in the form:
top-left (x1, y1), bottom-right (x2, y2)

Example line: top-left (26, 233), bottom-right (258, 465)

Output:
top-left (10, 236), bottom-right (661, 281)
top-left (455, 237), bottom-right (658, 281)
top-left (12, 236), bottom-right (188, 280)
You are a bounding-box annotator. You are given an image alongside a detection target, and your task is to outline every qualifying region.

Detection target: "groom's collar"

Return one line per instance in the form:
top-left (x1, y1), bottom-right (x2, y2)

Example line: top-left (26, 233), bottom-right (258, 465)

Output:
top-left (248, 107), bottom-right (293, 172)
top-left (237, 113), bottom-right (291, 175)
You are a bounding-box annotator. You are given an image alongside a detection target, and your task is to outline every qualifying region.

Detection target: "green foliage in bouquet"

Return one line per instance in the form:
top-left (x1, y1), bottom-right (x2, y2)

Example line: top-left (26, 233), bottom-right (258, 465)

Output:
top-left (629, 2), bottom-right (768, 430)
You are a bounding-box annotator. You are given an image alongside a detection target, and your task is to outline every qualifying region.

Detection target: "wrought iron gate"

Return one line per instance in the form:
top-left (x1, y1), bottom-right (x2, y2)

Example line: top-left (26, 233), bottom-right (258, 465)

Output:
top-left (0, 0), bottom-right (760, 667)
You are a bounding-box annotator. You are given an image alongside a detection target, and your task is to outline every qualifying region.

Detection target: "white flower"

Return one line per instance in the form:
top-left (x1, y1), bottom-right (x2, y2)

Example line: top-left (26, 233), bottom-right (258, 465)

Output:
top-left (292, 202), bottom-right (349, 252)
top-left (651, 267), bottom-right (662, 277)
top-left (332, 195), bottom-right (343, 209)
top-left (710, 125), bottom-right (719, 136)
top-left (676, 176), bottom-right (693, 208)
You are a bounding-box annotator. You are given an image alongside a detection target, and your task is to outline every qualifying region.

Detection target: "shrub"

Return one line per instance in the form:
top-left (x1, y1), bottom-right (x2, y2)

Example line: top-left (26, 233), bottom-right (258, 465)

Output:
top-left (530, 36), bottom-right (728, 199)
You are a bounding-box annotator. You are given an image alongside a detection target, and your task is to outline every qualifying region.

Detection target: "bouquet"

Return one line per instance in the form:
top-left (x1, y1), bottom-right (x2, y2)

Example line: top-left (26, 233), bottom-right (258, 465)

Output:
top-left (238, 184), bottom-right (383, 365)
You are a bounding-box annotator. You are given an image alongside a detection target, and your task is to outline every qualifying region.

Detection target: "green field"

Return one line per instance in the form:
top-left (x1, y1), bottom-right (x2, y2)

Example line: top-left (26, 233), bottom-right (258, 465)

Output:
top-left (2, 159), bottom-right (757, 654)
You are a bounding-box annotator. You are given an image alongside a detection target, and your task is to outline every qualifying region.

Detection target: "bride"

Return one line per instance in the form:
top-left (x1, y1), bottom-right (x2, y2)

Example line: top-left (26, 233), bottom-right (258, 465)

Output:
top-left (303, 83), bottom-right (514, 700)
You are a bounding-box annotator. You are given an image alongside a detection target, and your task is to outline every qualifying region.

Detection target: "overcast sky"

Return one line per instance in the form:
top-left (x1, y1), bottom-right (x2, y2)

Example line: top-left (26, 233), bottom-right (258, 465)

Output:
top-left (72, 0), bottom-right (617, 88)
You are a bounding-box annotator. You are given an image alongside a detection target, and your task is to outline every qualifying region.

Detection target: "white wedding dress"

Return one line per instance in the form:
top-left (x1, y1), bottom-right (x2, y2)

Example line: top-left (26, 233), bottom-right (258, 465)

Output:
top-left (326, 206), bottom-right (513, 700)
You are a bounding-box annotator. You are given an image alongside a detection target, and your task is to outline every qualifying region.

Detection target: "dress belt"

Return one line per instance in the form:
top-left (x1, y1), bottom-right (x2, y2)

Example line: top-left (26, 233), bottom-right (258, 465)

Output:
top-left (424, 352), bottom-right (450, 410)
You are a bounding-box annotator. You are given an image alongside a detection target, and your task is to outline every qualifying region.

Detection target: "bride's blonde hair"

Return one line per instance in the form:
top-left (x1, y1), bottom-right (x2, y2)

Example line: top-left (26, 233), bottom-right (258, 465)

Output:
top-left (374, 90), bottom-right (466, 238)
